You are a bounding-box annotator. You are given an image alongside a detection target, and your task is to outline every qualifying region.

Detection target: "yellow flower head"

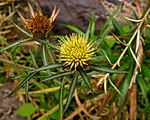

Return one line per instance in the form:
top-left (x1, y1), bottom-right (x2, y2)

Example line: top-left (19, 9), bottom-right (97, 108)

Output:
top-left (59, 33), bottom-right (96, 70)
top-left (18, 1), bottom-right (59, 38)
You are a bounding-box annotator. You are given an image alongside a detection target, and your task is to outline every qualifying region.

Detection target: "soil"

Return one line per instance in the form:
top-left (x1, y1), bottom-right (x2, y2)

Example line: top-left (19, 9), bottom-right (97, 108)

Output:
top-left (0, 82), bottom-right (26, 120)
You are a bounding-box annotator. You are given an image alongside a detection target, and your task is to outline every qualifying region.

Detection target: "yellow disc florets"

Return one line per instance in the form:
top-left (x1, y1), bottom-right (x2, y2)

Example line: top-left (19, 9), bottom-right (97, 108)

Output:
top-left (59, 33), bottom-right (96, 70)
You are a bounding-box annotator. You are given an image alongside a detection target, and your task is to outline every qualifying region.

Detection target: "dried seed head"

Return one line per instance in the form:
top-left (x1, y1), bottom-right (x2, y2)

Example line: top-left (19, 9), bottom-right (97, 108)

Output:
top-left (18, 1), bottom-right (59, 39)
top-left (25, 15), bottom-right (52, 35)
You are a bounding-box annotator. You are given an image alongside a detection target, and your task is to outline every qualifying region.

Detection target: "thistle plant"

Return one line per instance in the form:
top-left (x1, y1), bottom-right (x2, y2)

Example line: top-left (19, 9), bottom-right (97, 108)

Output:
top-left (1, 1), bottom-right (149, 120)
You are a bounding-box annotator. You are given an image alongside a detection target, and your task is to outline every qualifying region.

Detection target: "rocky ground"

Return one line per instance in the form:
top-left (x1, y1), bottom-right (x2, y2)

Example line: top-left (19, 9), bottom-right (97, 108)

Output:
top-left (0, 82), bottom-right (26, 120)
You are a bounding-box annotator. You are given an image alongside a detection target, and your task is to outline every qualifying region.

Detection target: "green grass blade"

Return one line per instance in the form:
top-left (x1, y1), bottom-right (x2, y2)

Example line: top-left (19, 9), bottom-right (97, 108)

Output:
top-left (137, 75), bottom-right (149, 103)
top-left (41, 44), bottom-right (48, 66)
top-left (80, 70), bottom-right (92, 91)
top-left (86, 11), bottom-right (95, 40)
top-left (97, 6), bottom-right (121, 38)
top-left (90, 11), bottom-right (95, 40)
top-left (12, 21), bottom-right (32, 37)
top-left (29, 49), bottom-right (38, 68)
top-left (110, 16), bottom-right (124, 35)
top-left (0, 38), bottom-right (32, 53)
top-left (38, 39), bottom-right (58, 50)
top-left (60, 23), bottom-right (83, 34)
top-left (25, 81), bottom-right (29, 102)
top-left (42, 71), bottom-right (73, 82)
top-left (47, 46), bottom-right (55, 64)
top-left (0, 40), bottom-right (22, 52)
top-left (59, 77), bottom-right (65, 120)
top-left (141, 64), bottom-right (150, 78)
top-left (119, 62), bottom-right (134, 109)
top-left (7, 72), bottom-right (37, 97)
top-left (34, 64), bottom-right (63, 72)
top-left (41, 44), bottom-right (51, 76)
top-left (91, 66), bottom-right (127, 74)
top-left (65, 72), bottom-right (78, 111)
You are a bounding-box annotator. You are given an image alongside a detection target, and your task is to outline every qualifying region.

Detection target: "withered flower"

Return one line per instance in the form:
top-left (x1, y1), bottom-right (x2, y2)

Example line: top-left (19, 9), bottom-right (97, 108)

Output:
top-left (18, 1), bottom-right (59, 39)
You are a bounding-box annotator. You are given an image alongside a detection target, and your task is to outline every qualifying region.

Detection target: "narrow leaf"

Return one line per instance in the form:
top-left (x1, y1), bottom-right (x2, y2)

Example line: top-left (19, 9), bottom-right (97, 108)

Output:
top-left (60, 23), bottom-right (83, 34)
top-left (41, 44), bottom-right (51, 76)
top-left (137, 75), bottom-right (149, 103)
top-left (97, 6), bottom-right (121, 38)
top-left (25, 81), bottom-right (29, 102)
top-left (59, 77), bottom-right (65, 120)
top-left (7, 72), bottom-right (37, 97)
top-left (86, 11), bottom-right (95, 40)
top-left (141, 64), bottom-right (150, 78)
top-left (12, 21), bottom-right (32, 37)
top-left (0, 40), bottom-right (22, 52)
top-left (65, 72), bottom-right (78, 111)
top-left (91, 66), bottom-right (127, 74)
top-left (80, 70), bottom-right (92, 91)
top-left (42, 71), bottom-right (73, 82)
top-left (0, 38), bottom-right (32, 52)
top-left (29, 49), bottom-right (38, 68)
top-left (34, 64), bottom-right (63, 72)
top-left (38, 39), bottom-right (58, 49)
top-left (90, 11), bottom-right (95, 40)
top-left (119, 62), bottom-right (134, 109)
top-left (110, 16), bottom-right (124, 35)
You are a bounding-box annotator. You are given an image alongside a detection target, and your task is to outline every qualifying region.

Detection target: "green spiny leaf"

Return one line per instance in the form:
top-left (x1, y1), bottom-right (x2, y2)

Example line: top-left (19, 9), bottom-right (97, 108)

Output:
top-left (42, 71), bottom-right (73, 82)
top-left (91, 66), bottom-right (127, 74)
top-left (0, 38), bottom-right (32, 53)
top-left (80, 70), bottom-right (92, 91)
top-left (137, 75), bottom-right (149, 104)
top-left (12, 21), bottom-right (32, 37)
top-left (59, 77), bottom-right (65, 120)
top-left (7, 72), bottom-right (37, 97)
top-left (65, 72), bottom-right (78, 111)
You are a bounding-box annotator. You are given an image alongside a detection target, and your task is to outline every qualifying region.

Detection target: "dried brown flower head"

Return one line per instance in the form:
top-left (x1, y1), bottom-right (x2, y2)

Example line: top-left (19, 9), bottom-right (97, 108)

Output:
top-left (18, 0), bottom-right (59, 39)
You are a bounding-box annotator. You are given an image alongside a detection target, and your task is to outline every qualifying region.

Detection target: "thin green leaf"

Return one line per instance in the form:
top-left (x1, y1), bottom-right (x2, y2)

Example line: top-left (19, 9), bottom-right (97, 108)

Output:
top-left (0, 38), bottom-right (32, 53)
top-left (34, 64), bottom-right (63, 72)
top-left (91, 66), bottom-right (127, 74)
top-left (110, 16), bottom-right (124, 35)
top-left (65, 72), bottom-right (78, 111)
top-left (38, 39), bottom-right (58, 50)
top-left (47, 46), bottom-right (55, 64)
top-left (42, 71), bottom-right (73, 82)
top-left (119, 62), bottom-right (134, 109)
top-left (90, 11), bottom-right (95, 40)
top-left (59, 77), bottom-right (65, 120)
top-left (0, 40), bottom-right (22, 53)
top-left (29, 49), bottom-right (38, 68)
top-left (137, 75), bottom-right (149, 103)
top-left (12, 21), bottom-right (32, 37)
top-left (80, 70), bottom-right (92, 91)
top-left (41, 44), bottom-right (51, 76)
top-left (86, 11), bottom-right (95, 40)
top-left (60, 23), bottom-right (83, 34)
top-left (97, 6), bottom-right (121, 38)
top-left (141, 64), bottom-right (150, 78)
top-left (25, 81), bottom-right (29, 102)
top-left (7, 72), bottom-right (37, 97)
